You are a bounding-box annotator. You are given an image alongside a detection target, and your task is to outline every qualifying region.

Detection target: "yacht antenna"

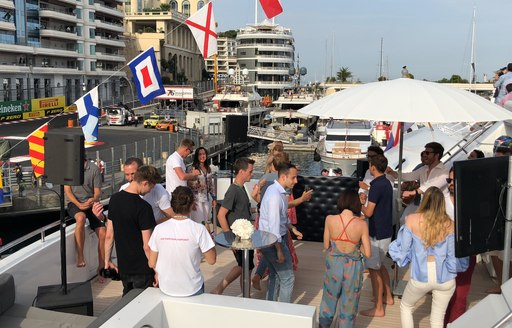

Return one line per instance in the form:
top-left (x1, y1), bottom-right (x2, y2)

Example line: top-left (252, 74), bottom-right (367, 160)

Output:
top-left (469, 7), bottom-right (476, 90)
top-left (379, 37), bottom-right (384, 79)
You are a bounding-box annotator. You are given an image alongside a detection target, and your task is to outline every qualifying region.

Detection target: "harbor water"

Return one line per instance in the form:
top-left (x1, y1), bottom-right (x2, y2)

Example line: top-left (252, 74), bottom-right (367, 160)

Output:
top-left (232, 141), bottom-right (324, 176)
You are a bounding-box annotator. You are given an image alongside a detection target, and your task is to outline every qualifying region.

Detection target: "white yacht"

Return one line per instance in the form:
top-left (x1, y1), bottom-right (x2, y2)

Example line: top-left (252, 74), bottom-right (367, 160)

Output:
top-left (315, 120), bottom-right (374, 174)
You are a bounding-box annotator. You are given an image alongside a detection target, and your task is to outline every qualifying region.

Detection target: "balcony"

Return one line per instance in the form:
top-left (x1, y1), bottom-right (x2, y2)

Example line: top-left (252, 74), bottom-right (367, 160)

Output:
top-left (0, 0), bottom-right (14, 10)
top-left (94, 19), bottom-right (124, 33)
top-left (39, 9), bottom-right (77, 23)
top-left (94, 3), bottom-right (123, 18)
top-left (125, 10), bottom-right (187, 22)
top-left (254, 81), bottom-right (293, 89)
top-left (32, 66), bottom-right (80, 75)
top-left (95, 51), bottom-right (125, 62)
top-left (0, 20), bottom-right (15, 31)
top-left (53, 0), bottom-right (78, 6)
top-left (95, 35), bottom-right (125, 47)
top-left (34, 47), bottom-right (79, 58)
top-left (255, 67), bottom-right (290, 74)
top-left (39, 28), bottom-right (79, 41)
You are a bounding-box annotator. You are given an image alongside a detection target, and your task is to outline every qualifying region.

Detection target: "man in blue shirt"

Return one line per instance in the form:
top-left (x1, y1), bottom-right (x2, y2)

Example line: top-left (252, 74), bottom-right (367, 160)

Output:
top-left (258, 163), bottom-right (298, 302)
top-left (360, 154), bottom-right (394, 317)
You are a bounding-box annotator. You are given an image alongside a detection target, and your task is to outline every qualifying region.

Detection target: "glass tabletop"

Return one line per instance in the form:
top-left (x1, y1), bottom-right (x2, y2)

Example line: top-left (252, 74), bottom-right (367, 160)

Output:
top-left (214, 230), bottom-right (278, 250)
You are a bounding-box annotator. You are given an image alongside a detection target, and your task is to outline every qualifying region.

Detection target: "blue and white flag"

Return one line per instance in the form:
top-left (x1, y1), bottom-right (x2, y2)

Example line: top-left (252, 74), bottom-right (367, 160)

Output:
top-left (128, 47), bottom-right (165, 105)
top-left (76, 86), bottom-right (99, 142)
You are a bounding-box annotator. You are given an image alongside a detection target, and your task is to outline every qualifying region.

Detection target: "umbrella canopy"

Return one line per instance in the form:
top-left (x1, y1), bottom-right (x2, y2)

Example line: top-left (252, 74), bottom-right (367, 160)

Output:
top-left (299, 78), bottom-right (512, 123)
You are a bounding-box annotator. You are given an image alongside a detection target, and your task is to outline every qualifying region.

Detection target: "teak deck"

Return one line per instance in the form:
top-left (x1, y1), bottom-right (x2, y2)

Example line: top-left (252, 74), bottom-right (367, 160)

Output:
top-left (92, 240), bottom-right (495, 327)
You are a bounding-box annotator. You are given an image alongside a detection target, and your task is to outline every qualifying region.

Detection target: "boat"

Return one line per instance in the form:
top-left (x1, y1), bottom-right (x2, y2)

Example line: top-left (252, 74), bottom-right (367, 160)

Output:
top-left (314, 119), bottom-right (374, 174)
top-left (0, 166), bottom-right (507, 327)
top-left (186, 82), bottom-right (271, 135)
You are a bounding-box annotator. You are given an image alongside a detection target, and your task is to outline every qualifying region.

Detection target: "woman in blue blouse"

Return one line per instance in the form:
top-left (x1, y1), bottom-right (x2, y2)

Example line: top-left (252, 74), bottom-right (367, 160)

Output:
top-left (389, 186), bottom-right (458, 328)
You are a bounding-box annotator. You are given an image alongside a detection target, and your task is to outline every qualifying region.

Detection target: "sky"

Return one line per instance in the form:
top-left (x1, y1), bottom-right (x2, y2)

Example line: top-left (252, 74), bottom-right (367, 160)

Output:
top-left (211, 0), bottom-right (512, 83)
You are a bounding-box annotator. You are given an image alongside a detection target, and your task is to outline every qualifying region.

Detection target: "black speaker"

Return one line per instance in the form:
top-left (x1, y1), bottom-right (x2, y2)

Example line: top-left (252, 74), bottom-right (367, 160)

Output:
top-left (44, 131), bottom-right (85, 186)
top-left (36, 282), bottom-right (93, 316)
top-left (356, 159), bottom-right (369, 181)
top-left (225, 116), bottom-right (248, 143)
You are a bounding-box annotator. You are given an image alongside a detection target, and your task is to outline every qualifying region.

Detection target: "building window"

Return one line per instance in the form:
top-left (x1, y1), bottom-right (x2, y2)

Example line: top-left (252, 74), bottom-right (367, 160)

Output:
top-left (89, 12), bottom-right (95, 22)
top-left (90, 45), bottom-right (95, 55)
top-left (182, 0), bottom-right (190, 16)
top-left (90, 62), bottom-right (96, 71)
top-left (77, 43), bottom-right (84, 54)
top-left (89, 28), bottom-right (95, 38)
top-left (169, 0), bottom-right (177, 10)
top-left (197, 1), bottom-right (204, 10)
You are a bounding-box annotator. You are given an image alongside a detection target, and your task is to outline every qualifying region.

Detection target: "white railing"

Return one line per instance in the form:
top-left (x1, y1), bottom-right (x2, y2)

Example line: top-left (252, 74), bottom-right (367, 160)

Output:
top-left (247, 126), bottom-right (295, 143)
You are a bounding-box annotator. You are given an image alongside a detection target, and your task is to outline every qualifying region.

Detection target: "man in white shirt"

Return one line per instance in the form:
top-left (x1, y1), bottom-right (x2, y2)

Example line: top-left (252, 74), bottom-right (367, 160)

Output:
top-left (387, 142), bottom-right (449, 199)
top-left (165, 138), bottom-right (200, 196)
top-left (121, 157), bottom-right (173, 223)
top-left (258, 162), bottom-right (298, 303)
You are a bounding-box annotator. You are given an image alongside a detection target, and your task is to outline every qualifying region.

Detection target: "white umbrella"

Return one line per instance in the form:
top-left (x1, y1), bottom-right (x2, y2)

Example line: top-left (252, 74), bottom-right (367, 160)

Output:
top-left (299, 78), bottom-right (512, 123)
top-left (299, 78), bottom-right (512, 294)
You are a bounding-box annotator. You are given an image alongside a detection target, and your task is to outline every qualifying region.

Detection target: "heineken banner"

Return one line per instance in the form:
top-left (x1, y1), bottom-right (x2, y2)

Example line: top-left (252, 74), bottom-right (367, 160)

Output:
top-left (0, 100), bottom-right (31, 116)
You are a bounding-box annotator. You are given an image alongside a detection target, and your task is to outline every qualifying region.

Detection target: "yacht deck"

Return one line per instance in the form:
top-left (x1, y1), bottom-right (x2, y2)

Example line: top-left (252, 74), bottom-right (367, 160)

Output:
top-left (92, 240), bottom-right (494, 327)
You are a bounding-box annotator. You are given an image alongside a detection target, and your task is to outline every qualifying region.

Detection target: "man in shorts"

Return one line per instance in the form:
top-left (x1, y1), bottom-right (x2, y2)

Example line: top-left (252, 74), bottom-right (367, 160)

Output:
top-left (64, 160), bottom-right (104, 271)
top-left (359, 154), bottom-right (394, 317)
top-left (211, 157), bottom-right (255, 295)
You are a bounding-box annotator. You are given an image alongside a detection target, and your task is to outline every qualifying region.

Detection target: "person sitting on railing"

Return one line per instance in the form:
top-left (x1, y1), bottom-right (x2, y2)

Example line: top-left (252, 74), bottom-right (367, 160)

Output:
top-left (64, 160), bottom-right (104, 273)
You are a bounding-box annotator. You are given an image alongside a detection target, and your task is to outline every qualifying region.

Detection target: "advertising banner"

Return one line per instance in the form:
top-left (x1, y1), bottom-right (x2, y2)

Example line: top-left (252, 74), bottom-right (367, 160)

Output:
top-left (156, 86), bottom-right (194, 100)
top-left (31, 96), bottom-right (65, 112)
top-left (0, 113), bottom-right (23, 122)
top-left (23, 111), bottom-right (44, 119)
top-left (0, 100), bottom-right (31, 116)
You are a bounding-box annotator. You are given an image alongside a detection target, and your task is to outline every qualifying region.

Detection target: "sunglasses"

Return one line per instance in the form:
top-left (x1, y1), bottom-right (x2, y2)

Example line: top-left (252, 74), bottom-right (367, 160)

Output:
top-left (446, 178), bottom-right (453, 184)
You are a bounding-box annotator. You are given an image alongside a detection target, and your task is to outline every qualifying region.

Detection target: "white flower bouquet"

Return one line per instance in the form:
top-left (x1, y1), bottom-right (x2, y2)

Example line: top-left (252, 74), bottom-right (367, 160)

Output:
top-left (230, 218), bottom-right (255, 240)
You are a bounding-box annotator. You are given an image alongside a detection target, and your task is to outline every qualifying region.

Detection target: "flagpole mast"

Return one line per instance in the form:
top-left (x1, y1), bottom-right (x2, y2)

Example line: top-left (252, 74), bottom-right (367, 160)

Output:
top-left (213, 54), bottom-right (218, 93)
top-left (254, 0), bottom-right (258, 24)
top-left (469, 7), bottom-right (476, 91)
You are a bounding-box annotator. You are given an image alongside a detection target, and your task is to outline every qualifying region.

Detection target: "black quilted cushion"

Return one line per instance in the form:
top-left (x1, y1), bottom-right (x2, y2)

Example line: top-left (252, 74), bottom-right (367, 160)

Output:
top-left (293, 176), bottom-right (359, 242)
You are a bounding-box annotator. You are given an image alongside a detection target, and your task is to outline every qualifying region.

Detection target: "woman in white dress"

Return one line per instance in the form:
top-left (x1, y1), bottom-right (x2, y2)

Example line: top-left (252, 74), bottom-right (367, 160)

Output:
top-left (188, 147), bottom-right (217, 227)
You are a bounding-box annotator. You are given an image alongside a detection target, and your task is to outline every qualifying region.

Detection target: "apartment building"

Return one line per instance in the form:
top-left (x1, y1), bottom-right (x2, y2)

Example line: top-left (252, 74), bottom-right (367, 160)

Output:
top-left (0, 0), bottom-right (126, 106)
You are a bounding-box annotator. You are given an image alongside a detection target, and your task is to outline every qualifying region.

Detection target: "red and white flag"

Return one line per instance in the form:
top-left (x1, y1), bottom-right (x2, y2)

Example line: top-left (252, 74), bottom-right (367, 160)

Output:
top-left (185, 2), bottom-right (217, 59)
top-left (259, 0), bottom-right (283, 19)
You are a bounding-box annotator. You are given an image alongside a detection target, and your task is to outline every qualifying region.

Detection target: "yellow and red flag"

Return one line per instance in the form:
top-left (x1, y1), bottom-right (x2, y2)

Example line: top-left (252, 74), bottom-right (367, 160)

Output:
top-left (26, 123), bottom-right (48, 177)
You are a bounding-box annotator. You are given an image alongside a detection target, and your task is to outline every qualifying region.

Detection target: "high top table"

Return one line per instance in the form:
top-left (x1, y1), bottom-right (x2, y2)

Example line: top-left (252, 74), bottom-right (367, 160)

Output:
top-left (214, 230), bottom-right (277, 298)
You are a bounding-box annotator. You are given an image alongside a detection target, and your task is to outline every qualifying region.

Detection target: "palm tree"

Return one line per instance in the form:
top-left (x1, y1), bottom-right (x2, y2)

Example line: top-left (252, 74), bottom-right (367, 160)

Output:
top-left (336, 67), bottom-right (353, 82)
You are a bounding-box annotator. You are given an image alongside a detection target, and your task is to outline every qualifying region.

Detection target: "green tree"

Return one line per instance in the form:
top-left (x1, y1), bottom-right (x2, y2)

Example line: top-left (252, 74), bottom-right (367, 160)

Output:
top-left (325, 76), bottom-right (336, 83)
top-left (160, 3), bottom-right (170, 11)
top-left (218, 30), bottom-right (237, 38)
top-left (438, 75), bottom-right (468, 83)
top-left (378, 76), bottom-right (387, 81)
top-left (336, 67), bottom-right (353, 82)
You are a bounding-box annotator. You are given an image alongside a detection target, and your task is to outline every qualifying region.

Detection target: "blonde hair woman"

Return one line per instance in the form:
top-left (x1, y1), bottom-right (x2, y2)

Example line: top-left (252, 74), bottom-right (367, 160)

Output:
top-left (389, 186), bottom-right (467, 328)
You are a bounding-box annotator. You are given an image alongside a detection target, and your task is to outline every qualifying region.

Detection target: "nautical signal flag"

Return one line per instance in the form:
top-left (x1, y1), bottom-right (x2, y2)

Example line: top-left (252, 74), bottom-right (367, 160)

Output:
top-left (259, 0), bottom-right (283, 19)
top-left (185, 2), bottom-right (217, 59)
top-left (128, 47), bottom-right (165, 105)
top-left (76, 86), bottom-right (100, 143)
top-left (27, 123), bottom-right (48, 177)
top-left (385, 122), bottom-right (401, 152)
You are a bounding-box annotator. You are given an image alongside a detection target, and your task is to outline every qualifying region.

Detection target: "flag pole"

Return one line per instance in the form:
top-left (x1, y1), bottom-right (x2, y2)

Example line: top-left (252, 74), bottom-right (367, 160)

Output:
top-left (213, 54), bottom-right (218, 92)
top-left (254, 0), bottom-right (258, 24)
